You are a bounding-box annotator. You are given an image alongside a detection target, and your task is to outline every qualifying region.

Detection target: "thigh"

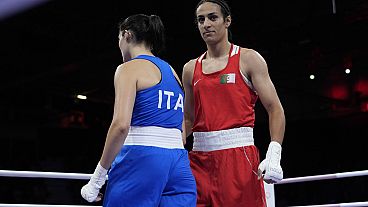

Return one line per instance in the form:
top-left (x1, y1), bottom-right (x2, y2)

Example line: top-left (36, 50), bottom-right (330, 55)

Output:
top-left (189, 151), bottom-right (213, 206)
top-left (103, 146), bottom-right (171, 207)
top-left (160, 149), bottom-right (197, 207)
top-left (213, 146), bottom-right (266, 207)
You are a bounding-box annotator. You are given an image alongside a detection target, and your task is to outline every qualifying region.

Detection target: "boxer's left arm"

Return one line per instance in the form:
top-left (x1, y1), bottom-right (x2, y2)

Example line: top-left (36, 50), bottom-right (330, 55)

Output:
top-left (240, 48), bottom-right (285, 184)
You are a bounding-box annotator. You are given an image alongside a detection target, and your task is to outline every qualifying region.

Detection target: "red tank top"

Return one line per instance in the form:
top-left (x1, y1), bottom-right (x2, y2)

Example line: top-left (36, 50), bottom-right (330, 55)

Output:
top-left (192, 44), bottom-right (258, 132)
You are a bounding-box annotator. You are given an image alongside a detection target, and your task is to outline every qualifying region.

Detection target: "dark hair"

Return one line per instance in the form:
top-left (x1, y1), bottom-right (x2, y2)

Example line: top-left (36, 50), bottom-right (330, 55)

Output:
top-left (195, 0), bottom-right (231, 19)
top-left (118, 14), bottom-right (165, 55)
top-left (195, 0), bottom-right (232, 41)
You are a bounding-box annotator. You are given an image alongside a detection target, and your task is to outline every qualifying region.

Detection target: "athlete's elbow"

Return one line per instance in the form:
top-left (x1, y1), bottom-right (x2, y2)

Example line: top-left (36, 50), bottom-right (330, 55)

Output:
top-left (271, 106), bottom-right (285, 122)
top-left (110, 119), bottom-right (130, 135)
top-left (265, 102), bottom-right (284, 116)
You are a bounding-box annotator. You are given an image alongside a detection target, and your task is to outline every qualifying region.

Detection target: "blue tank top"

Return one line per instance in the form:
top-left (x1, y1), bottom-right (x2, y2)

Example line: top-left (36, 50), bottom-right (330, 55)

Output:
top-left (130, 55), bottom-right (184, 131)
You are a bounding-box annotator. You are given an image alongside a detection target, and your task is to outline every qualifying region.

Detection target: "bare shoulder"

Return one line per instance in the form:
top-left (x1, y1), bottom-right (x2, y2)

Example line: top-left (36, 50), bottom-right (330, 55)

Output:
top-left (240, 48), bottom-right (266, 64)
top-left (116, 61), bottom-right (135, 71)
top-left (183, 59), bottom-right (196, 73)
top-left (115, 63), bottom-right (126, 76)
top-left (239, 48), bottom-right (268, 75)
top-left (116, 59), bottom-right (152, 74)
top-left (114, 61), bottom-right (142, 80)
top-left (182, 59), bottom-right (196, 84)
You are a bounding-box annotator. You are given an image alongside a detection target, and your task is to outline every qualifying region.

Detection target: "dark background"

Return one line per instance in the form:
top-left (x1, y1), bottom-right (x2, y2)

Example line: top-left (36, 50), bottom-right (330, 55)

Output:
top-left (1, 0), bottom-right (368, 206)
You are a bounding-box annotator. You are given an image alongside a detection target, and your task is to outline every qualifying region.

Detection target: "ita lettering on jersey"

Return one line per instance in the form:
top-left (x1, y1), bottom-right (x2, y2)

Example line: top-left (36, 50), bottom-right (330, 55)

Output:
top-left (157, 90), bottom-right (184, 112)
top-left (220, 73), bottom-right (236, 84)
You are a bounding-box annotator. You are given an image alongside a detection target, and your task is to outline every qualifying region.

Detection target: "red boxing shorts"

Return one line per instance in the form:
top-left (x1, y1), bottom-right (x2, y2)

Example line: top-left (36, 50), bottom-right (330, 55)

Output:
top-left (189, 145), bottom-right (267, 207)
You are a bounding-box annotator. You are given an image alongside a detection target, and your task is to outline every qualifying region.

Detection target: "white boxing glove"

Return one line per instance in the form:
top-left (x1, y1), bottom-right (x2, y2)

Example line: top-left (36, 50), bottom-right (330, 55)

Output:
top-left (81, 162), bottom-right (108, 202)
top-left (258, 141), bottom-right (283, 184)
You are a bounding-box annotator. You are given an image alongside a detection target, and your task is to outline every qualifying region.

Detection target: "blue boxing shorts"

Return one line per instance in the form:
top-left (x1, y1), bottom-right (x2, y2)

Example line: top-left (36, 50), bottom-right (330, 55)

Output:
top-left (103, 145), bottom-right (197, 207)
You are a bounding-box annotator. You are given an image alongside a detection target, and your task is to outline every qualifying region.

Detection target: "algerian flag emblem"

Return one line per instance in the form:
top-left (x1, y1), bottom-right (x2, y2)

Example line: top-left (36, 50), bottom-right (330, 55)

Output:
top-left (220, 73), bottom-right (236, 84)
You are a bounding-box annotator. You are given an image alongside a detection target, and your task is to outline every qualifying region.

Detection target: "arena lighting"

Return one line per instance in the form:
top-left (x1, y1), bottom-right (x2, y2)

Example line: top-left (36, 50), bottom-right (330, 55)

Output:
top-left (330, 84), bottom-right (349, 100)
top-left (354, 78), bottom-right (368, 96)
top-left (0, 0), bottom-right (50, 20)
top-left (345, 68), bottom-right (351, 74)
top-left (309, 74), bottom-right (315, 80)
top-left (76, 94), bottom-right (87, 100)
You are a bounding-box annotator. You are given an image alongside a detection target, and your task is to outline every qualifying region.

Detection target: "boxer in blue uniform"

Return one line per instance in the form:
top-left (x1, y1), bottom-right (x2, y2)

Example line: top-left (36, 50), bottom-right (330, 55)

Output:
top-left (81, 14), bottom-right (197, 207)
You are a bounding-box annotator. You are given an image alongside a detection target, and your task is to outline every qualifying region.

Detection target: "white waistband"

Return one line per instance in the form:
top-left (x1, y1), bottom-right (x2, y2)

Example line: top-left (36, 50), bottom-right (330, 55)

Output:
top-left (192, 127), bottom-right (254, 151)
top-left (124, 126), bottom-right (184, 149)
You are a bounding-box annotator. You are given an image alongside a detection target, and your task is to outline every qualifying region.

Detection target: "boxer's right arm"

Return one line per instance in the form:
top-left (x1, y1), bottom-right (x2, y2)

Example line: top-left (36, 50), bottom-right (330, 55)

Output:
top-left (182, 60), bottom-right (196, 138)
top-left (81, 162), bottom-right (108, 202)
top-left (81, 63), bottom-right (137, 202)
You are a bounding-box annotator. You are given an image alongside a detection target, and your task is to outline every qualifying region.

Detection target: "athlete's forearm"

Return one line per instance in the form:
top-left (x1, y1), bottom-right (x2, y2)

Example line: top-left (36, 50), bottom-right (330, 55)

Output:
top-left (99, 121), bottom-right (129, 169)
top-left (182, 116), bottom-right (187, 145)
top-left (184, 116), bottom-right (193, 138)
top-left (268, 106), bottom-right (285, 145)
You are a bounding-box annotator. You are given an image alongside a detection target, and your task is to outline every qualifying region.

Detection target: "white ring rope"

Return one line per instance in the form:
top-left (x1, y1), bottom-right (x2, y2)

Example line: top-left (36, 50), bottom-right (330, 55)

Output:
top-left (289, 201), bottom-right (368, 207)
top-left (1, 169), bottom-right (367, 207)
top-left (0, 205), bottom-right (101, 207)
top-left (2, 169), bottom-right (367, 183)
top-left (0, 170), bottom-right (92, 180)
top-left (277, 169), bottom-right (368, 184)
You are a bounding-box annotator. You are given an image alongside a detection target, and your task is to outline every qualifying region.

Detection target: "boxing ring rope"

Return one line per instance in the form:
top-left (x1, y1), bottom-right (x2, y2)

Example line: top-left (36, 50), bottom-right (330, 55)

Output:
top-left (1, 169), bottom-right (367, 207)
top-left (0, 170), bottom-right (100, 207)
top-left (0, 170), bottom-right (92, 180)
top-left (277, 169), bottom-right (368, 184)
top-left (0, 205), bottom-right (101, 207)
top-left (3, 169), bottom-right (366, 182)
top-left (268, 169), bottom-right (368, 207)
top-left (288, 201), bottom-right (368, 207)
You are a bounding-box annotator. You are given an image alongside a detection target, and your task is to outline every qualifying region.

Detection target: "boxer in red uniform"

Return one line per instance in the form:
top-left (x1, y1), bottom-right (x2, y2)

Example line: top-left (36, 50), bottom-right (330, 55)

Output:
top-left (182, 0), bottom-right (286, 206)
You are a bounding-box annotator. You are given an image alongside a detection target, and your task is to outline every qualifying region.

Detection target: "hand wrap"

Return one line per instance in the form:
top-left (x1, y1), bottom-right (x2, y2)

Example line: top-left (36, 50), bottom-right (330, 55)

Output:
top-left (258, 141), bottom-right (283, 184)
top-left (81, 162), bottom-right (108, 202)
